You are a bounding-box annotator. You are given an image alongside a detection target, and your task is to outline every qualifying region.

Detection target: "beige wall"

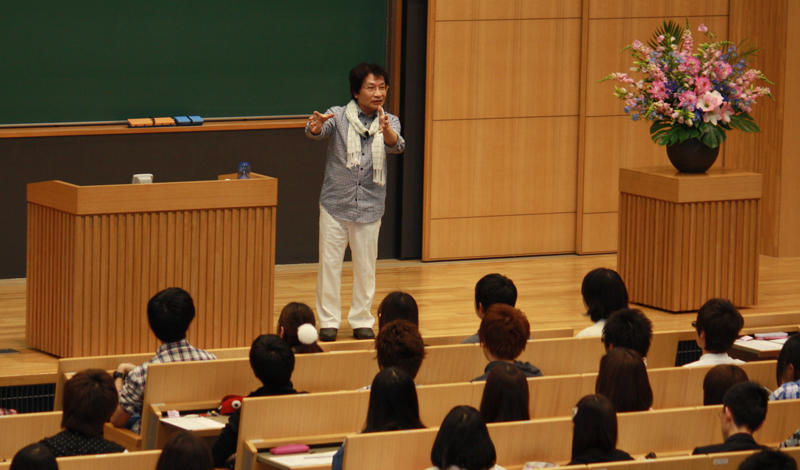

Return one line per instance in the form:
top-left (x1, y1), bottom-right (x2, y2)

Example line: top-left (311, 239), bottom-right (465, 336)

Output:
top-left (423, 0), bottom-right (796, 260)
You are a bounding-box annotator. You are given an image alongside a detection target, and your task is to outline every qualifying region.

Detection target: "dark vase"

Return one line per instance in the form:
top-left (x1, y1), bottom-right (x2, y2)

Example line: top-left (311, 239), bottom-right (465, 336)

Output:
top-left (666, 138), bottom-right (720, 173)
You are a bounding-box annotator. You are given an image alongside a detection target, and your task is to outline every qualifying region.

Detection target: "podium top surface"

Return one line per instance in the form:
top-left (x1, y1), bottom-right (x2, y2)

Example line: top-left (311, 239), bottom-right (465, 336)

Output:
top-left (619, 166), bottom-right (762, 203)
top-left (27, 173), bottom-right (277, 215)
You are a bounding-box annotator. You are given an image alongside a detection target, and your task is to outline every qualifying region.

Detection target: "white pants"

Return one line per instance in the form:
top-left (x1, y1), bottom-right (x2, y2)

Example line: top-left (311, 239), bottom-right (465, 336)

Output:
top-left (316, 206), bottom-right (381, 329)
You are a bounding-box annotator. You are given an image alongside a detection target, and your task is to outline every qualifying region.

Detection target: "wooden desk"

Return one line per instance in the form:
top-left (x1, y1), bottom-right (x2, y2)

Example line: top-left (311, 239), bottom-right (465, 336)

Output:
top-left (26, 173), bottom-right (277, 356)
top-left (618, 167), bottom-right (762, 312)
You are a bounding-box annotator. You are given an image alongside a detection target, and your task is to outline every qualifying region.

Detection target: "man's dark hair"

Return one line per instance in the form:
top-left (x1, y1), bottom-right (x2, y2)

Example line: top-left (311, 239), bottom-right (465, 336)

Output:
top-left (703, 364), bottom-right (749, 406)
top-left (602, 308), bottom-right (653, 357)
top-left (479, 304), bottom-right (529, 361)
top-left (479, 362), bottom-right (530, 423)
top-left (349, 63), bottom-right (388, 98)
top-left (10, 443), bottom-right (57, 470)
top-left (571, 394), bottom-right (618, 461)
top-left (776, 334), bottom-right (800, 386)
top-left (376, 320), bottom-right (425, 379)
top-left (378, 291), bottom-right (419, 330)
top-left (474, 273), bottom-right (517, 311)
top-left (156, 430), bottom-right (214, 470)
top-left (147, 287), bottom-right (196, 343)
top-left (581, 268), bottom-right (628, 323)
top-left (695, 298), bottom-right (744, 353)
top-left (739, 449), bottom-right (797, 470)
top-left (249, 335), bottom-right (295, 388)
top-left (723, 381), bottom-right (768, 432)
top-left (62, 369), bottom-right (118, 437)
top-left (364, 367), bottom-right (424, 433)
top-left (431, 406), bottom-right (496, 470)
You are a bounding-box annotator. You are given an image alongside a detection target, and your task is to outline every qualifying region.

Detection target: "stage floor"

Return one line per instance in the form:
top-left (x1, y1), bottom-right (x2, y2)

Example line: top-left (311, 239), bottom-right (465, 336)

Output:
top-left (2, 253), bottom-right (800, 382)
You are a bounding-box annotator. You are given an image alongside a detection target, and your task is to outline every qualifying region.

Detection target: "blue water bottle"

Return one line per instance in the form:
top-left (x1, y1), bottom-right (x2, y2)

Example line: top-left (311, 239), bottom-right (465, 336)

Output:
top-left (237, 161), bottom-right (251, 179)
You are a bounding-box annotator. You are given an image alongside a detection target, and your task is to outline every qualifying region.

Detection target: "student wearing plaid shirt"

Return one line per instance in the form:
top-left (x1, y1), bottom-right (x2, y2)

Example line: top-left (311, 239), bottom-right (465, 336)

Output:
top-left (110, 287), bottom-right (216, 433)
top-left (770, 335), bottom-right (800, 401)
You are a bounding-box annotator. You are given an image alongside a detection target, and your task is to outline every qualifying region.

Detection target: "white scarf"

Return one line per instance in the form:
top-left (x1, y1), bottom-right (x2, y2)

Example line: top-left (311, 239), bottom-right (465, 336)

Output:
top-left (345, 100), bottom-right (386, 186)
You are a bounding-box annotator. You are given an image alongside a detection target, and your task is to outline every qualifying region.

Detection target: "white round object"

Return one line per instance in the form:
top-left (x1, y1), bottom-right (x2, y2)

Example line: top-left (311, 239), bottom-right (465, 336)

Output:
top-left (297, 323), bottom-right (319, 345)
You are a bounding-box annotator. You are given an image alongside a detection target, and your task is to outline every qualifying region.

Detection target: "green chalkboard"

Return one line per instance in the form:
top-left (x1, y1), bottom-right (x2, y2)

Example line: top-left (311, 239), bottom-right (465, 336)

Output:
top-left (1, 1), bottom-right (387, 125)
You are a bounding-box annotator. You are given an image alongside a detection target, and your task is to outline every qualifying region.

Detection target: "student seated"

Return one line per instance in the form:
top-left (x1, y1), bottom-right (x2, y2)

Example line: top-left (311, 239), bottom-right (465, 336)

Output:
top-left (479, 362), bottom-right (530, 423)
top-left (111, 287), bottom-right (217, 433)
top-left (683, 298), bottom-right (744, 368)
top-left (595, 347), bottom-right (652, 412)
top-left (576, 268), bottom-right (628, 338)
top-left (770, 334), bottom-right (800, 400)
top-left (703, 364), bottom-right (749, 405)
top-left (569, 394), bottom-right (633, 465)
top-left (10, 443), bottom-right (58, 470)
top-left (212, 335), bottom-right (298, 468)
top-left (377, 291), bottom-right (419, 329)
top-left (463, 274), bottom-right (517, 344)
top-left (332, 367), bottom-right (425, 470)
top-left (472, 304), bottom-right (541, 381)
top-left (279, 302), bottom-right (323, 354)
top-left (158, 431), bottom-right (214, 470)
top-left (693, 381), bottom-right (770, 455)
top-left (602, 308), bottom-right (653, 358)
top-left (427, 405), bottom-right (506, 470)
top-left (376, 319), bottom-right (425, 379)
top-left (39, 369), bottom-right (124, 457)
top-left (738, 449), bottom-right (797, 470)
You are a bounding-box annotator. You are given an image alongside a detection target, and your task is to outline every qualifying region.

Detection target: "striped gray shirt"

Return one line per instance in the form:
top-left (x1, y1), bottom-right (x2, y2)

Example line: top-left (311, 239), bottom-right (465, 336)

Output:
top-left (305, 105), bottom-right (405, 224)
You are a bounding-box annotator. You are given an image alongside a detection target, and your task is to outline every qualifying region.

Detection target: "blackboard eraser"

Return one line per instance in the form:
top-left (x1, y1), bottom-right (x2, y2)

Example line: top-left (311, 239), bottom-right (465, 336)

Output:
top-left (128, 118), bottom-right (154, 127)
top-left (174, 116), bottom-right (191, 126)
top-left (153, 117), bottom-right (176, 126)
top-left (188, 115), bottom-right (203, 125)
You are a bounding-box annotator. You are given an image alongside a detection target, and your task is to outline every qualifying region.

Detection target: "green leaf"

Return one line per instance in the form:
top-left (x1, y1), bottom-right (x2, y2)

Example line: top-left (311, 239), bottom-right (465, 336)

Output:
top-left (647, 20), bottom-right (684, 49)
top-left (730, 113), bottom-right (761, 132)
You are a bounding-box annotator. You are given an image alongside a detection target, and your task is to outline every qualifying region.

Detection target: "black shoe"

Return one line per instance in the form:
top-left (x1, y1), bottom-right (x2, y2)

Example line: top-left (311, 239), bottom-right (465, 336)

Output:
top-left (353, 328), bottom-right (375, 340)
top-left (319, 328), bottom-right (338, 342)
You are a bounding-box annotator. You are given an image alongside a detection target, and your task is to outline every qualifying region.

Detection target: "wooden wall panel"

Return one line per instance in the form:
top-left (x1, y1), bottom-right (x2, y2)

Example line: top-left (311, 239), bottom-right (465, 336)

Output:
top-left (435, 0), bottom-right (581, 21)
top-left (429, 117), bottom-right (577, 219)
top-left (779, 0), bottom-right (800, 256)
top-left (728, 0), bottom-right (792, 256)
top-left (427, 214), bottom-right (575, 260)
top-left (581, 212), bottom-right (618, 254)
top-left (586, 16), bottom-right (729, 117)
top-left (431, 19), bottom-right (581, 120)
top-left (27, 204), bottom-right (274, 357)
top-left (589, 0), bottom-right (728, 19)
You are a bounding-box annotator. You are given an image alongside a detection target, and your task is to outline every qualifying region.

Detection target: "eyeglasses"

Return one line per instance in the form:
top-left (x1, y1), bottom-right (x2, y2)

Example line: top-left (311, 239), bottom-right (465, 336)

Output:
top-left (364, 85), bottom-right (388, 93)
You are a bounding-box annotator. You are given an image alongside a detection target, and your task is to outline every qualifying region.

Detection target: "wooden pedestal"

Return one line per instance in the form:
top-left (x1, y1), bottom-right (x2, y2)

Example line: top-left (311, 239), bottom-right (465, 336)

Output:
top-left (26, 174), bottom-right (277, 357)
top-left (618, 167), bottom-right (762, 312)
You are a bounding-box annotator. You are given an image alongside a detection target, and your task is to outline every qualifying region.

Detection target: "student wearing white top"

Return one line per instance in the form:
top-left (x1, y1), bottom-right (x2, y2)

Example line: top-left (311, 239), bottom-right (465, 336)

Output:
top-left (575, 268), bottom-right (628, 338)
top-left (683, 298), bottom-right (745, 368)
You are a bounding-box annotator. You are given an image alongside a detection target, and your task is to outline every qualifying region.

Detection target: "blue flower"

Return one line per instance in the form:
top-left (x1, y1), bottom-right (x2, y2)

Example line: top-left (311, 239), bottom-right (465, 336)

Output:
top-left (632, 114), bottom-right (640, 121)
top-left (624, 106), bottom-right (631, 113)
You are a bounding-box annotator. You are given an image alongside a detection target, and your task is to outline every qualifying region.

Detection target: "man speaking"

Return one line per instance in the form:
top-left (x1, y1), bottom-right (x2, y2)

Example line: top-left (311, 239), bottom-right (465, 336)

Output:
top-left (305, 63), bottom-right (405, 341)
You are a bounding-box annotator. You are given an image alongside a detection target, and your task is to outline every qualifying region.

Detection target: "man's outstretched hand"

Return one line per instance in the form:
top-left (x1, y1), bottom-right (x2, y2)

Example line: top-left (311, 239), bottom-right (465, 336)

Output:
top-left (307, 111), bottom-right (333, 135)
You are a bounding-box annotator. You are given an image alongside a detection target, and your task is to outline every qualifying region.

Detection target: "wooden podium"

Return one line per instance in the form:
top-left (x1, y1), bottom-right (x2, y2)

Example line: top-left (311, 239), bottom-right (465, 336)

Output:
top-left (26, 173), bottom-right (277, 357)
top-left (618, 167), bottom-right (761, 312)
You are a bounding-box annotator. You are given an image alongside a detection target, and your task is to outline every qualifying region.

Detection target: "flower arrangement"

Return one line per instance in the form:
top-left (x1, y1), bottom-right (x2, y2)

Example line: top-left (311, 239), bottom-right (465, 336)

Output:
top-left (601, 20), bottom-right (772, 148)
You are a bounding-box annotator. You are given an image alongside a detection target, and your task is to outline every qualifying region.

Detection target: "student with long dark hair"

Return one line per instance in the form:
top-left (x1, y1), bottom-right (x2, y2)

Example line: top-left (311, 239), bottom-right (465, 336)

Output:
top-left (569, 394), bottom-right (633, 465)
top-left (332, 367), bottom-right (424, 470)
top-left (278, 302), bottom-right (323, 354)
top-left (576, 268), bottom-right (628, 338)
top-left (377, 291), bottom-right (419, 329)
top-left (479, 362), bottom-right (530, 422)
top-left (428, 406), bottom-right (505, 470)
top-left (595, 347), bottom-right (652, 412)
top-left (157, 431), bottom-right (214, 470)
